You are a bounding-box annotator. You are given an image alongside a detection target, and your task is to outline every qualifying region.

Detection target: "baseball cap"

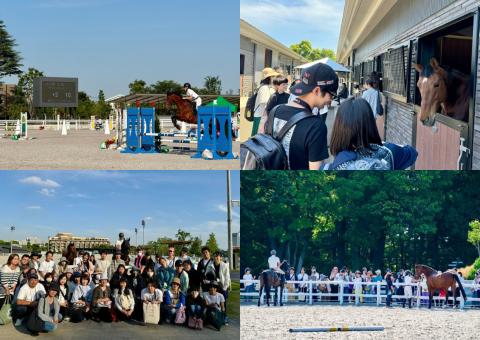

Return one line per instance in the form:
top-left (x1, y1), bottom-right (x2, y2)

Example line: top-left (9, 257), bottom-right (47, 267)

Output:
top-left (291, 63), bottom-right (338, 97)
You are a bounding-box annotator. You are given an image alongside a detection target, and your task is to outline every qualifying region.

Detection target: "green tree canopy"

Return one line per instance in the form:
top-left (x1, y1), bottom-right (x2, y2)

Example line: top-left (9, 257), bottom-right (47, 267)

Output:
top-left (0, 20), bottom-right (23, 78)
top-left (17, 67), bottom-right (43, 117)
top-left (128, 79), bottom-right (147, 94)
top-left (290, 40), bottom-right (336, 62)
top-left (205, 233), bottom-right (220, 254)
top-left (468, 220), bottom-right (480, 257)
top-left (202, 75), bottom-right (222, 95)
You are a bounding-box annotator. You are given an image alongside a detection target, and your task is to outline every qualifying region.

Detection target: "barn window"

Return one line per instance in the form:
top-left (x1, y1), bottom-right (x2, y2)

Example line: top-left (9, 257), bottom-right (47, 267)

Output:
top-left (240, 54), bottom-right (245, 75)
top-left (264, 49), bottom-right (272, 68)
top-left (353, 64), bottom-right (362, 85)
top-left (414, 16), bottom-right (474, 123)
top-left (382, 46), bottom-right (407, 97)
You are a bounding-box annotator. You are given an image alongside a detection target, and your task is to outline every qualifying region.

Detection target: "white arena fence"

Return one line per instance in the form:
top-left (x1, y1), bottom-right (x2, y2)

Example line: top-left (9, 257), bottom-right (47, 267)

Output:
top-left (240, 279), bottom-right (480, 309)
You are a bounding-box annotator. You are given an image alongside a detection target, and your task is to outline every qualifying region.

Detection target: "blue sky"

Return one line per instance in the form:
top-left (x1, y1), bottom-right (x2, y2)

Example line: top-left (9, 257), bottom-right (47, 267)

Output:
top-left (0, 171), bottom-right (239, 249)
top-left (1, 0), bottom-right (238, 99)
top-left (241, 0), bottom-right (344, 53)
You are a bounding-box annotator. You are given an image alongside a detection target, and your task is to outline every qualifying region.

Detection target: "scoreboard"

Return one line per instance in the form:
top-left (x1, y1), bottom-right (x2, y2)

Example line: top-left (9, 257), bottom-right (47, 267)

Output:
top-left (33, 77), bottom-right (78, 107)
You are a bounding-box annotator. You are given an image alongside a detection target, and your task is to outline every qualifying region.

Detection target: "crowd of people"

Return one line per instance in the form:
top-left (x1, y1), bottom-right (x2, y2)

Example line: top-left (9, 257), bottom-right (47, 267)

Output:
top-left (243, 262), bottom-right (480, 308)
top-left (244, 63), bottom-right (418, 170)
top-left (0, 239), bottom-right (231, 334)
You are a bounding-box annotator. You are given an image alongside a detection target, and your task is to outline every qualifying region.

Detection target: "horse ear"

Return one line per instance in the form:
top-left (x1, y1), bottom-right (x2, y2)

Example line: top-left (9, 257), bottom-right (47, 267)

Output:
top-left (413, 63), bottom-right (423, 73)
top-left (430, 58), bottom-right (441, 71)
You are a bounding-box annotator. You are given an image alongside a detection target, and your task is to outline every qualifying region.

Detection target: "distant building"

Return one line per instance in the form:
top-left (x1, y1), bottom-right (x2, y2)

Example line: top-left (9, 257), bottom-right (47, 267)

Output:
top-left (48, 232), bottom-right (110, 253)
top-left (240, 19), bottom-right (307, 97)
top-left (18, 237), bottom-right (42, 246)
top-left (232, 232), bottom-right (240, 247)
top-left (0, 244), bottom-right (29, 255)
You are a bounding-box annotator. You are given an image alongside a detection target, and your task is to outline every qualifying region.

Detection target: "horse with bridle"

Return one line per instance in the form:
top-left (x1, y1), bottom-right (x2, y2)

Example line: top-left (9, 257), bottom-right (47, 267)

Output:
top-left (413, 58), bottom-right (470, 126)
top-left (166, 92), bottom-right (198, 130)
top-left (258, 260), bottom-right (290, 307)
top-left (414, 264), bottom-right (467, 309)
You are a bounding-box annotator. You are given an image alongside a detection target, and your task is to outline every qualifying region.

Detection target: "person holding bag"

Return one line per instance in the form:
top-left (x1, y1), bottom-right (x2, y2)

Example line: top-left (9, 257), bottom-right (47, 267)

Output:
top-left (113, 277), bottom-right (135, 321)
top-left (27, 283), bottom-right (62, 334)
top-left (141, 281), bottom-right (162, 324)
top-left (186, 286), bottom-right (205, 330)
top-left (202, 282), bottom-right (225, 331)
top-left (163, 278), bottom-right (185, 324)
top-left (70, 274), bottom-right (92, 322)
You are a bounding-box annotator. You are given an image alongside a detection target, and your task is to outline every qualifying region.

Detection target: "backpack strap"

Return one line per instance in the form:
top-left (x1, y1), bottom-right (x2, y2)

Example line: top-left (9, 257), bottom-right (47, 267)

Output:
top-left (266, 106), bottom-right (313, 140)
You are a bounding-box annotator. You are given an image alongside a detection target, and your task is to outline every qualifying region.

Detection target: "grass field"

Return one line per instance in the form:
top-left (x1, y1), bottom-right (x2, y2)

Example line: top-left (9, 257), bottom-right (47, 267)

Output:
top-left (228, 280), bottom-right (240, 319)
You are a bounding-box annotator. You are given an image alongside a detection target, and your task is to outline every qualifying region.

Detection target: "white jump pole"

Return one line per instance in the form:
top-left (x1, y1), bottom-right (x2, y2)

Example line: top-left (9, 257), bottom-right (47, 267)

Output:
top-left (289, 326), bottom-right (385, 333)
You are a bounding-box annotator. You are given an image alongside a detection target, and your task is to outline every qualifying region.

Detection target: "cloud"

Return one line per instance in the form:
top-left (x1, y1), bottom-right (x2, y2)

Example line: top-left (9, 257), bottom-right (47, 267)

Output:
top-left (19, 176), bottom-right (60, 188)
top-left (67, 193), bottom-right (90, 199)
top-left (241, 0), bottom-right (344, 39)
top-left (26, 206), bottom-right (41, 210)
top-left (32, 0), bottom-right (117, 9)
top-left (39, 188), bottom-right (56, 197)
top-left (215, 204), bottom-right (240, 218)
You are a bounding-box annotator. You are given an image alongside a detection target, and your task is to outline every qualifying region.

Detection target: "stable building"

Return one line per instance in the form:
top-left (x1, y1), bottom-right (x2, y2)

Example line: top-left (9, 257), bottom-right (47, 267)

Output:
top-left (337, 0), bottom-right (480, 170)
top-left (240, 19), bottom-right (307, 98)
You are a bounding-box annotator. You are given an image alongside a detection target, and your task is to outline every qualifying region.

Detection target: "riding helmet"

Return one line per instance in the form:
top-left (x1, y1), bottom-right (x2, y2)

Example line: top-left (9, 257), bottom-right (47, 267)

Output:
top-left (183, 83), bottom-right (191, 89)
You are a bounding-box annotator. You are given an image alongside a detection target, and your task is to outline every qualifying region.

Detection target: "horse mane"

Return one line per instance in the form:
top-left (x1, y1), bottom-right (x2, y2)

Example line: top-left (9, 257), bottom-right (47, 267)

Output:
top-left (417, 264), bottom-right (437, 274)
top-left (445, 67), bottom-right (470, 106)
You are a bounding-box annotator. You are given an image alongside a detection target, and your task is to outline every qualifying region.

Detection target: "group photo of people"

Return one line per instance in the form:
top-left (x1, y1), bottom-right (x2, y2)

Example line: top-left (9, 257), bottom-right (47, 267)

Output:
top-left (0, 236), bottom-right (233, 335)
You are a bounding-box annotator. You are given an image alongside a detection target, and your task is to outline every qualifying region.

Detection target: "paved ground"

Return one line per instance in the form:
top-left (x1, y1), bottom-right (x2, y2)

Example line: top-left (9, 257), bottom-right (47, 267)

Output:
top-left (0, 129), bottom-right (239, 170)
top-left (241, 305), bottom-right (480, 340)
top-left (0, 317), bottom-right (239, 340)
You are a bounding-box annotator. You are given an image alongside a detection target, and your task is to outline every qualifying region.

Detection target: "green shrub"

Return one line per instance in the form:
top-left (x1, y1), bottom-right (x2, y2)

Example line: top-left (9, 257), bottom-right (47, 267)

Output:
top-left (467, 257), bottom-right (480, 280)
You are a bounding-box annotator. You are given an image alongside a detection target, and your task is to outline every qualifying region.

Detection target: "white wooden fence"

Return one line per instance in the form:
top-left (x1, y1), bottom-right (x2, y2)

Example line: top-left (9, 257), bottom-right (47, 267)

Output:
top-left (240, 279), bottom-right (480, 309)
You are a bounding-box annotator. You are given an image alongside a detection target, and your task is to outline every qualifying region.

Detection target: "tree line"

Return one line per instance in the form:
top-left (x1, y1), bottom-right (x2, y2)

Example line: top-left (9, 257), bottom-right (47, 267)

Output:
top-left (0, 20), bottom-right (226, 120)
top-left (241, 172), bottom-right (480, 278)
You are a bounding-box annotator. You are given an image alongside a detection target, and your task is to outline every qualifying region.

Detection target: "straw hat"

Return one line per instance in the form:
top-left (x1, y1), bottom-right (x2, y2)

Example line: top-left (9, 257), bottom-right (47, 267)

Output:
top-left (172, 277), bottom-right (181, 286)
top-left (262, 67), bottom-right (280, 80)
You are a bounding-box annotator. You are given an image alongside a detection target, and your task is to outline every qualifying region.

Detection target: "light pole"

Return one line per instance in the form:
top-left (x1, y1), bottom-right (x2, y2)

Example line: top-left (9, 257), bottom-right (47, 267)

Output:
top-left (141, 220), bottom-right (145, 247)
top-left (226, 171), bottom-right (233, 271)
top-left (135, 228), bottom-right (138, 247)
top-left (10, 226), bottom-right (15, 254)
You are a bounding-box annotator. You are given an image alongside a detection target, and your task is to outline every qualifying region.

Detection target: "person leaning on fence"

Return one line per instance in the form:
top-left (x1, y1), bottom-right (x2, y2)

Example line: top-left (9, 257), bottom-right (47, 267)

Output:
top-left (385, 270), bottom-right (394, 307)
top-left (27, 283), bottom-right (63, 334)
top-left (91, 273), bottom-right (113, 323)
top-left (251, 67), bottom-right (279, 136)
top-left (353, 270), bottom-right (363, 305)
top-left (113, 277), bottom-right (135, 321)
top-left (297, 267), bottom-right (308, 302)
top-left (242, 267), bottom-right (255, 302)
top-left (203, 281), bottom-right (225, 331)
top-left (13, 272), bottom-right (46, 327)
top-left (162, 277), bottom-right (186, 324)
top-left (269, 63), bottom-right (337, 170)
top-left (325, 98), bottom-right (418, 170)
top-left (473, 270), bottom-right (480, 305)
top-left (186, 286), bottom-right (205, 329)
top-left (0, 253), bottom-right (20, 309)
top-left (141, 280), bottom-right (163, 324)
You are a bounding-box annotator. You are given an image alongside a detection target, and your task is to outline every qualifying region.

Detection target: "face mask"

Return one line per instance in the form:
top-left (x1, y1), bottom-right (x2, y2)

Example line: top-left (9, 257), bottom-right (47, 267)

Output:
top-left (147, 272), bottom-right (153, 277)
top-left (138, 252), bottom-right (142, 256)
top-left (46, 278), bottom-right (52, 282)
top-left (193, 291), bottom-right (199, 298)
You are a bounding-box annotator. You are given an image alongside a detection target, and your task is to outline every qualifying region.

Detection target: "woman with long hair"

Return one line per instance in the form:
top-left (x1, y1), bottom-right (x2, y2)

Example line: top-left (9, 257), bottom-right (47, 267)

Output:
top-left (0, 253), bottom-right (20, 309)
top-left (113, 277), bottom-right (135, 321)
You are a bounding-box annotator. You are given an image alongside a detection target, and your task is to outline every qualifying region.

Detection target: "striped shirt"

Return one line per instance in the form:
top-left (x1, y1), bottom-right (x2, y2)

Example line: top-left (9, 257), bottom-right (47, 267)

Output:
top-left (0, 265), bottom-right (20, 297)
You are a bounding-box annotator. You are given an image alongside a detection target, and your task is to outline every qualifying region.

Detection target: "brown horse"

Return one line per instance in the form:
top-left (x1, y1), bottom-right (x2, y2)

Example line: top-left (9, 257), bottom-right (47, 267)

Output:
top-left (414, 264), bottom-right (467, 309)
top-left (258, 260), bottom-right (289, 307)
top-left (413, 58), bottom-right (470, 126)
top-left (166, 92), bottom-right (198, 130)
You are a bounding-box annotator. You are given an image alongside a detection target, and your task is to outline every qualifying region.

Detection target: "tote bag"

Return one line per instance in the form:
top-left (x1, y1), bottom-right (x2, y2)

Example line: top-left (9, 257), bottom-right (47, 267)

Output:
top-left (0, 295), bottom-right (12, 325)
top-left (174, 305), bottom-right (186, 324)
top-left (143, 303), bottom-right (160, 324)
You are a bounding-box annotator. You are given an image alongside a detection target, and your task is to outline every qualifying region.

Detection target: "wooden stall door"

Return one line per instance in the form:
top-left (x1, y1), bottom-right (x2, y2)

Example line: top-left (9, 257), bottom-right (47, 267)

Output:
top-left (414, 114), bottom-right (463, 170)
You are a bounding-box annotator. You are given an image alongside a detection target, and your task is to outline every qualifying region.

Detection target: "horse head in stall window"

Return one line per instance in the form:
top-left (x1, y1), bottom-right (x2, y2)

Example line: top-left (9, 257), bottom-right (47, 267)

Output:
top-left (413, 58), bottom-right (470, 126)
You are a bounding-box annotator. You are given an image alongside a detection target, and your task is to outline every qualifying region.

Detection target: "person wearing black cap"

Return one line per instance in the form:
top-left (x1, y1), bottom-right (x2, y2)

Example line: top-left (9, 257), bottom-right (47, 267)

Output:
top-left (31, 283), bottom-right (62, 333)
top-left (183, 82), bottom-right (202, 111)
top-left (174, 259), bottom-right (189, 296)
top-left (268, 63), bottom-right (338, 170)
top-left (14, 272), bottom-right (46, 326)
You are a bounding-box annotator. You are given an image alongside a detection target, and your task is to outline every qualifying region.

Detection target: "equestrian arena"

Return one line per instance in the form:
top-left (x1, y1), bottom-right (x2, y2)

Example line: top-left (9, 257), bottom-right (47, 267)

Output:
top-left (241, 305), bottom-right (480, 339)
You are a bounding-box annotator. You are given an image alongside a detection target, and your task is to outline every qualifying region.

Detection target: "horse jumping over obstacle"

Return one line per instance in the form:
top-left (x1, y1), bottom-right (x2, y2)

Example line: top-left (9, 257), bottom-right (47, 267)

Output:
top-left (166, 92), bottom-right (197, 130)
top-left (414, 264), bottom-right (467, 309)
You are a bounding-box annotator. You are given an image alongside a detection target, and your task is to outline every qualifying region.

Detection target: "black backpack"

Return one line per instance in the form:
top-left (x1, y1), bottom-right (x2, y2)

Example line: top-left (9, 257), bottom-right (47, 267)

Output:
top-left (244, 85), bottom-right (268, 122)
top-left (240, 106), bottom-right (312, 170)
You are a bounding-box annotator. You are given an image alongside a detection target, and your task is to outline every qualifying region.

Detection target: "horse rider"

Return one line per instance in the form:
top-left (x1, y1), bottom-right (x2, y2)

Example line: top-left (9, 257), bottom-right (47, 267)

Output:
top-left (267, 250), bottom-right (285, 282)
top-left (183, 83), bottom-right (202, 112)
top-left (115, 233), bottom-right (125, 253)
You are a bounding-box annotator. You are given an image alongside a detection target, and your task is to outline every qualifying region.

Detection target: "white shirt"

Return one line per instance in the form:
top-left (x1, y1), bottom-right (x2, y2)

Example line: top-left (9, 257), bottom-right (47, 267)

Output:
top-left (115, 239), bottom-right (123, 250)
top-left (141, 288), bottom-right (163, 302)
top-left (38, 260), bottom-right (55, 279)
top-left (310, 272), bottom-right (320, 281)
top-left (17, 283), bottom-right (46, 302)
top-left (297, 273), bottom-right (308, 288)
top-left (202, 292), bottom-right (225, 310)
top-left (243, 273), bottom-right (253, 286)
top-left (268, 255), bottom-right (280, 270)
top-left (254, 85), bottom-right (274, 118)
top-left (186, 88), bottom-right (202, 107)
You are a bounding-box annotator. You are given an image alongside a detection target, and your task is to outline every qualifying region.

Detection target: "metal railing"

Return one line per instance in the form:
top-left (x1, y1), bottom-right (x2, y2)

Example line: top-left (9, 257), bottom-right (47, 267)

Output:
top-left (240, 279), bottom-right (480, 309)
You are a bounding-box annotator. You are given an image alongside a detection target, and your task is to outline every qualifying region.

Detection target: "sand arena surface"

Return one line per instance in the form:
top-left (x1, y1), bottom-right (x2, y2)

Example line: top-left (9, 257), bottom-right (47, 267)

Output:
top-left (241, 305), bottom-right (480, 340)
top-left (0, 129), bottom-right (239, 170)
